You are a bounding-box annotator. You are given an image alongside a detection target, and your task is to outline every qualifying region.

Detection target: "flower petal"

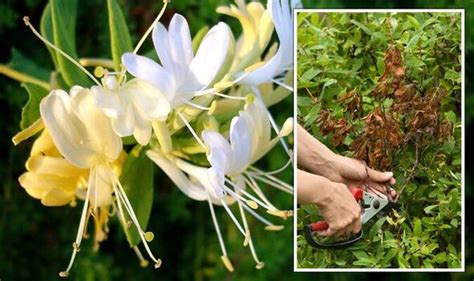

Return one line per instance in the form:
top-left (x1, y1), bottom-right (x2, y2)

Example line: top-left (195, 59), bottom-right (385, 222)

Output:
top-left (91, 86), bottom-right (123, 119)
top-left (228, 115), bottom-right (251, 174)
top-left (111, 103), bottom-right (135, 137)
top-left (146, 150), bottom-right (207, 201)
top-left (40, 90), bottom-right (94, 168)
top-left (122, 53), bottom-right (174, 100)
top-left (69, 89), bottom-right (122, 162)
top-left (202, 130), bottom-right (231, 172)
top-left (126, 79), bottom-right (170, 121)
top-left (41, 188), bottom-right (75, 207)
top-left (190, 22), bottom-right (233, 88)
top-left (132, 106), bottom-right (153, 146)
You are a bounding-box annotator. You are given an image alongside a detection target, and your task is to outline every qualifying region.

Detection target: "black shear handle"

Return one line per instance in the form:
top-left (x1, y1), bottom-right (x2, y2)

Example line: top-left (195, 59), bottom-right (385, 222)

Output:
top-left (303, 224), bottom-right (363, 248)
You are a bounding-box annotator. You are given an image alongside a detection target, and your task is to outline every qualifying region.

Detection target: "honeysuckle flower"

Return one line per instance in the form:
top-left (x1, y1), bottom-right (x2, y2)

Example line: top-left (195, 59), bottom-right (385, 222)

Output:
top-left (91, 75), bottom-right (171, 145)
top-left (19, 129), bottom-right (88, 207)
top-left (122, 13), bottom-right (234, 108)
top-left (238, 0), bottom-right (301, 86)
top-left (202, 98), bottom-right (293, 201)
top-left (147, 98), bottom-right (293, 271)
top-left (216, 0), bottom-right (274, 75)
top-left (40, 86), bottom-right (161, 276)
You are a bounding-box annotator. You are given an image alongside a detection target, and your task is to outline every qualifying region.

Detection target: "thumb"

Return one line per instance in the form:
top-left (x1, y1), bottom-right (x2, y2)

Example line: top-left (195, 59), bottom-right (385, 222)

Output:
top-left (367, 168), bottom-right (393, 183)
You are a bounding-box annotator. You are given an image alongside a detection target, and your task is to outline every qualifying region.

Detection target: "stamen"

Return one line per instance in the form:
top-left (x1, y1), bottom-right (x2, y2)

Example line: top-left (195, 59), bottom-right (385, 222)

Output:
top-left (266, 210), bottom-right (293, 219)
top-left (247, 158), bottom-right (292, 176)
top-left (272, 78), bottom-right (293, 92)
top-left (177, 112), bottom-right (206, 148)
top-left (23, 17), bottom-right (101, 86)
top-left (132, 1), bottom-right (168, 55)
top-left (264, 225), bottom-right (284, 231)
top-left (59, 168), bottom-right (95, 277)
top-left (212, 92), bottom-right (247, 101)
top-left (110, 171), bottom-right (162, 268)
top-left (243, 176), bottom-right (279, 210)
top-left (79, 58), bottom-right (115, 69)
top-left (219, 198), bottom-right (246, 236)
top-left (237, 201), bottom-right (264, 268)
top-left (185, 100), bottom-right (211, 111)
top-left (207, 197), bottom-right (232, 271)
top-left (132, 246), bottom-right (150, 268)
top-left (221, 255), bottom-right (235, 272)
top-left (224, 179), bottom-right (273, 211)
top-left (240, 203), bottom-right (273, 226)
top-left (251, 174), bottom-right (292, 194)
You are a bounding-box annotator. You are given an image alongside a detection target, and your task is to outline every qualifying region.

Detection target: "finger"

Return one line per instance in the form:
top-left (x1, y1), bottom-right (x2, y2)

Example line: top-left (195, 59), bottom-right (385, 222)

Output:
top-left (389, 177), bottom-right (396, 185)
top-left (353, 218), bottom-right (362, 234)
top-left (367, 168), bottom-right (394, 183)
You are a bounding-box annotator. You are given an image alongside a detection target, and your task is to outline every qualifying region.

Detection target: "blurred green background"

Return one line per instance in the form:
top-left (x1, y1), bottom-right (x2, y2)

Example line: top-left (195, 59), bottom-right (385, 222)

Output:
top-left (0, 0), bottom-right (472, 280)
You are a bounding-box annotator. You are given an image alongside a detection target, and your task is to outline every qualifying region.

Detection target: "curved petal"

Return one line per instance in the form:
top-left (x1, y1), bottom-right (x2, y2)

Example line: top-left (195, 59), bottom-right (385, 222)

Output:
top-left (190, 22), bottom-right (232, 88)
top-left (19, 172), bottom-right (77, 200)
top-left (69, 89), bottom-right (122, 162)
top-left (132, 106), bottom-right (153, 146)
top-left (146, 150), bottom-right (207, 201)
top-left (126, 79), bottom-right (170, 120)
top-left (238, 49), bottom-right (283, 85)
top-left (111, 103), bottom-right (135, 137)
top-left (201, 130), bottom-right (231, 172)
top-left (41, 188), bottom-right (75, 207)
top-left (122, 53), bottom-right (174, 99)
top-left (91, 86), bottom-right (123, 118)
top-left (207, 167), bottom-right (226, 198)
top-left (241, 99), bottom-right (271, 160)
top-left (26, 155), bottom-right (86, 177)
top-left (40, 90), bottom-right (94, 168)
top-left (89, 165), bottom-right (113, 208)
top-left (228, 116), bottom-right (251, 174)
top-left (152, 15), bottom-right (191, 74)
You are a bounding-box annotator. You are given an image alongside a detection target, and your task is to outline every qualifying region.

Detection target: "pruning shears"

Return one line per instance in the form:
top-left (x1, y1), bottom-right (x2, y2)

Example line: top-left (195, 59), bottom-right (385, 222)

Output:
top-left (303, 186), bottom-right (399, 248)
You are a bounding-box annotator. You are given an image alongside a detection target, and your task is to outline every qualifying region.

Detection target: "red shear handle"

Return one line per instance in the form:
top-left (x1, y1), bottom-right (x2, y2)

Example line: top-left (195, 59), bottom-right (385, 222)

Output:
top-left (309, 187), bottom-right (364, 232)
top-left (310, 221), bottom-right (329, 231)
top-left (349, 187), bottom-right (364, 201)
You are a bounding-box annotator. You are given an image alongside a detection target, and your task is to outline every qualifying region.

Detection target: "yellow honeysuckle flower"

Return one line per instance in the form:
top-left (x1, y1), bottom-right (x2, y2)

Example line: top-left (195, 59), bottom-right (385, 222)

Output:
top-left (19, 129), bottom-right (88, 207)
top-left (217, 0), bottom-right (274, 74)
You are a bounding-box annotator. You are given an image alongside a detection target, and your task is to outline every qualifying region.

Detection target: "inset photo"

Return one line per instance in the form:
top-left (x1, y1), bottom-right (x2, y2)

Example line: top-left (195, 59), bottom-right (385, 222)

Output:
top-left (295, 10), bottom-right (463, 271)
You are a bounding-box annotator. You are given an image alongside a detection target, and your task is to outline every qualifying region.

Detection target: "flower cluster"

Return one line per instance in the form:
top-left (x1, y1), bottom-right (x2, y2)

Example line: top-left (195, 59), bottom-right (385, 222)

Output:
top-left (8, 0), bottom-right (299, 277)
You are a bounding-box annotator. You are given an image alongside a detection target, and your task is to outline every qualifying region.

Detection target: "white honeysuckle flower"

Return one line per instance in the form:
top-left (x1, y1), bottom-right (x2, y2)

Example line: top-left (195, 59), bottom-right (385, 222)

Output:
top-left (91, 76), bottom-right (171, 146)
top-left (147, 98), bottom-right (293, 272)
top-left (40, 87), bottom-right (162, 276)
top-left (217, 0), bottom-right (274, 75)
top-left (203, 98), bottom-right (293, 196)
top-left (239, 0), bottom-right (301, 86)
top-left (122, 13), bottom-right (234, 108)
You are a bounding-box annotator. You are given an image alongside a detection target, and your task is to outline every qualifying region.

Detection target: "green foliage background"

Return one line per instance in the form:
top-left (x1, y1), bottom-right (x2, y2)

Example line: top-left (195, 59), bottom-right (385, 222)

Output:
top-left (297, 12), bottom-right (461, 268)
top-left (0, 1), bottom-right (472, 281)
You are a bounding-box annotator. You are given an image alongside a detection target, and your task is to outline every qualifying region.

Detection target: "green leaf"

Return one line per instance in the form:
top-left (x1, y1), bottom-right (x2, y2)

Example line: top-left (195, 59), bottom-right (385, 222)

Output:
top-left (300, 69), bottom-right (320, 81)
top-left (107, 0), bottom-right (133, 71)
top-left (40, 3), bottom-right (59, 69)
top-left (445, 69), bottom-right (461, 84)
top-left (20, 83), bottom-right (49, 129)
top-left (120, 148), bottom-right (154, 247)
top-left (413, 217), bottom-right (422, 237)
top-left (407, 31), bottom-right (423, 49)
top-left (8, 49), bottom-right (51, 81)
top-left (424, 204), bottom-right (437, 214)
top-left (48, 0), bottom-right (90, 87)
top-left (350, 19), bottom-right (372, 35)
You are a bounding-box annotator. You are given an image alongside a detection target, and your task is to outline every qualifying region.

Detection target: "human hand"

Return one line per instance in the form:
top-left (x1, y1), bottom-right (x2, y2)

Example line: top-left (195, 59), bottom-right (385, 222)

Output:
top-left (316, 182), bottom-right (362, 237)
top-left (319, 154), bottom-right (397, 200)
